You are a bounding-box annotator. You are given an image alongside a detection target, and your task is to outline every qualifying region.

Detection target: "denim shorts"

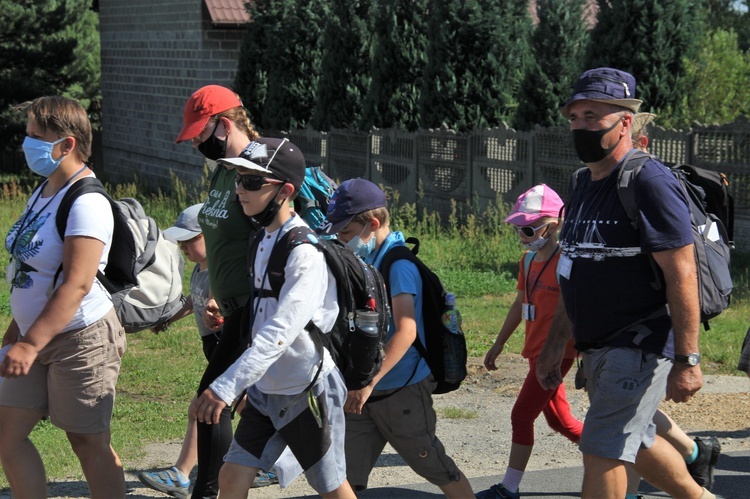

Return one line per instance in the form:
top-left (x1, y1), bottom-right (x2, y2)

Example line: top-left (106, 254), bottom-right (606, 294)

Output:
top-left (579, 347), bottom-right (670, 463)
top-left (0, 308), bottom-right (126, 433)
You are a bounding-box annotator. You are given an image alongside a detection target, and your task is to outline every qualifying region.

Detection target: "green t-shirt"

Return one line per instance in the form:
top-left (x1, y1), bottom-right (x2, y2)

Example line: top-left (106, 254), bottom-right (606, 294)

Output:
top-left (198, 165), bottom-right (255, 305)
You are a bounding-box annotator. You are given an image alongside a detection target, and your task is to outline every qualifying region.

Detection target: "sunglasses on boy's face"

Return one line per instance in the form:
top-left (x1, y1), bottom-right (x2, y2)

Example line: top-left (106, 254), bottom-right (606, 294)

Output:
top-left (235, 174), bottom-right (283, 191)
top-left (515, 222), bottom-right (553, 238)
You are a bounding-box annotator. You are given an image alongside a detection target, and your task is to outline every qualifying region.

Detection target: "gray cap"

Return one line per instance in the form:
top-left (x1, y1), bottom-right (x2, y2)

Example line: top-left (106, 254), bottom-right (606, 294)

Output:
top-left (163, 203), bottom-right (204, 242)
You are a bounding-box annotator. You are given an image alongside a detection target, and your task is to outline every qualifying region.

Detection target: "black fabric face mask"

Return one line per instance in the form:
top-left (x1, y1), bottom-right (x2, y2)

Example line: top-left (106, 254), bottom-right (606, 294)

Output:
top-left (197, 121), bottom-right (227, 161)
top-left (572, 119), bottom-right (622, 164)
top-left (250, 187), bottom-right (283, 227)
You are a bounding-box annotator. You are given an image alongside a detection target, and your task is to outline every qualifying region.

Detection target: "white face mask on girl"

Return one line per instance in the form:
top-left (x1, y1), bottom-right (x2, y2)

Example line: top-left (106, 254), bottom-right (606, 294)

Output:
top-left (519, 222), bottom-right (555, 251)
top-left (523, 234), bottom-right (551, 251)
top-left (346, 225), bottom-right (376, 258)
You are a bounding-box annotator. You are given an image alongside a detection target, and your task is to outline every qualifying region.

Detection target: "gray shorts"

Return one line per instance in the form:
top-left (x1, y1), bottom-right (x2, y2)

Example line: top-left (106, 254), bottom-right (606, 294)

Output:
top-left (345, 374), bottom-right (462, 490)
top-left (0, 308), bottom-right (126, 433)
top-left (225, 368), bottom-right (348, 494)
top-left (579, 347), bottom-right (670, 463)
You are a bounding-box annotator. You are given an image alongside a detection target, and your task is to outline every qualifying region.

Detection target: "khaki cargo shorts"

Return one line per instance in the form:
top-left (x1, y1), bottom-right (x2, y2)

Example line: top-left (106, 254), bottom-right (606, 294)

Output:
top-left (0, 308), bottom-right (126, 434)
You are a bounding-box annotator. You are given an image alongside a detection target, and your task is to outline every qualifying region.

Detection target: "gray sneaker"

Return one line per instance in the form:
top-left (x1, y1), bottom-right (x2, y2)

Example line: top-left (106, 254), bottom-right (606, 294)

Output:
top-left (138, 466), bottom-right (190, 499)
top-left (687, 436), bottom-right (721, 490)
top-left (251, 467), bottom-right (279, 488)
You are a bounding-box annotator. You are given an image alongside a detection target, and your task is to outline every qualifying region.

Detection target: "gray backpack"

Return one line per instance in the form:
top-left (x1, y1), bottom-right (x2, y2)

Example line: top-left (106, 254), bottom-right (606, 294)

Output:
top-left (55, 177), bottom-right (186, 333)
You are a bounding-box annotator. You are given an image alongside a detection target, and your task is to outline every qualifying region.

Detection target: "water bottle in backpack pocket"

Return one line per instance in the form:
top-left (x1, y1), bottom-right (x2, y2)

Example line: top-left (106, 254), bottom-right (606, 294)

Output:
top-left (441, 293), bottom-right (467, 386)
top-left (348, 309), bottom-right (386, 385)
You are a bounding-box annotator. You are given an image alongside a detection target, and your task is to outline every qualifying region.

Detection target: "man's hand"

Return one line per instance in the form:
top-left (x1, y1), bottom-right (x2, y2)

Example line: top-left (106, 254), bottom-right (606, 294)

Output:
top-left (536, 343), bottom-right (565, 390)
top-left (666, 363), bottom-right (703, 403)
top-left (0, 342), bottom-right (38, 378)
top-left (345, 385), bottom-right (374, 415)
top-left (190, 389), bottom-right (227, 424)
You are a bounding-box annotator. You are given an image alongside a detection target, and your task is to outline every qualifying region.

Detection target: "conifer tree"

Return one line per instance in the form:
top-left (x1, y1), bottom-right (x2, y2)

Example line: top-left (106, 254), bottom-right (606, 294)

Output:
top-left (311, 0), bottom-right (370, 130)
top-left (421, 0), bottom-right (532, 131)
top-left (236, 0), bottom-right (328, 131)
top-left (587, 0), bottom-right (702, 116)
top-left (234, 0), bottom-right (269, 129)
top-left (514, 0), bottom-right (588, 130)
top-left (360, 0), bottom-right (429, 131)
top-left (0, 0), bottom-right (99, 150)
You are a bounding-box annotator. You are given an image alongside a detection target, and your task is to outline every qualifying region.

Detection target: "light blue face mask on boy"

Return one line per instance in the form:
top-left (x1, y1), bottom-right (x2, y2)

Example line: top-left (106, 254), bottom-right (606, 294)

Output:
top-left (347, 226), bottom-right (376, 258)
top-left (23, 136), bottom-right (68, 177)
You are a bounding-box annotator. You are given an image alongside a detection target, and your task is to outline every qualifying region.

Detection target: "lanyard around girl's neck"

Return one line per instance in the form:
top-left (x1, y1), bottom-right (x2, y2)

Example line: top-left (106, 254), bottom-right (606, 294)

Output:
top-left (9, 165), bottom-right (88, 256)
top-left (525, 245), bottom-right (560, 305)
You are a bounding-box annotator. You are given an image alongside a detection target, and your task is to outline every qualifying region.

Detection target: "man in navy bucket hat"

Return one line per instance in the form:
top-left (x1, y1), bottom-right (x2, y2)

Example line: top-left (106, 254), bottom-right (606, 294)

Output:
top-left (560, 67), bottom-right (642, 117)
top-left (536, 68), bottom-right (713, 499)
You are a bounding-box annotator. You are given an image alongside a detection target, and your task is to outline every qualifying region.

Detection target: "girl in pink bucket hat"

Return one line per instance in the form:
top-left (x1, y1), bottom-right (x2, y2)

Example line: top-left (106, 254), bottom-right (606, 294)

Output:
top-left (476, 184), bottom-right (582, 499)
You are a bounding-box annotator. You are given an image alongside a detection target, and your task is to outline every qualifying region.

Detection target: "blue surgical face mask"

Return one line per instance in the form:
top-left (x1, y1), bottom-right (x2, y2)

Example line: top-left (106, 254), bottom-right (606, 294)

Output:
top-left (347, 226), bottom-right (376, 258)
top-left (23, 136), bottom-right (67, 177)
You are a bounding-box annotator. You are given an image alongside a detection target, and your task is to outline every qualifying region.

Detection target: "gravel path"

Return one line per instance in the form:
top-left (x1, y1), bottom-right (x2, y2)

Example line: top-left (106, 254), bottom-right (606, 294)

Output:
top-left (9, 355), bottom-right (750, 498)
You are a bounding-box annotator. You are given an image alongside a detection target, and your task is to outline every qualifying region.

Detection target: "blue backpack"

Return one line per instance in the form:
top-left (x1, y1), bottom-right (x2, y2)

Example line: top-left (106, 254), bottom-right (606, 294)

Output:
top-left (294, 167), bottom-right (337, 232)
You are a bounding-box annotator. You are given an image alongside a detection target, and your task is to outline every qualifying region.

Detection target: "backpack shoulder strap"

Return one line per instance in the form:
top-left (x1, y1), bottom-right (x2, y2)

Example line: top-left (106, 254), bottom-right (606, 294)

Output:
top-left (615, 149), bottom-right (654, 230)
top-left (55, 177), bottom-right (108, 240)
top-left (53, 177), bottom-right (109, 287)
top-left (254, 225), bottom-right (315, 299)
top-left (378, 239), bottom-right (434, 360)
top-left (570, 167), bottom-right (588, 195)
top-left (523, 251), bottom-right (535, 279)
top-left (379, 244), bottom-right (419, 293)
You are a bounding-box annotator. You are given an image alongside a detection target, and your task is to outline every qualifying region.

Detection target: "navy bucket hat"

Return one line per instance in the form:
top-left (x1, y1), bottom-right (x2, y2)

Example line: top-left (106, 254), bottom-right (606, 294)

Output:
top-left (561, 67), bottom-right (642, 117)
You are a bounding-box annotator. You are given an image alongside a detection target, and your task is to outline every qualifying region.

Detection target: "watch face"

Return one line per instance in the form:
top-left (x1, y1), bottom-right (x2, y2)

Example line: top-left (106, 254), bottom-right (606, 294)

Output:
top-left (676, 353), bottom-right (701, 366)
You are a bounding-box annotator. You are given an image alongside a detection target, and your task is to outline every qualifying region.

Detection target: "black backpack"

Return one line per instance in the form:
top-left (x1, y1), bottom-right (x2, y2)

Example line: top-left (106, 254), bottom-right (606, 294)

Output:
top-left (247, 225), bottom-right (390, 391)
top-left (572, 149), bottom-right (734, 330)
top-left (54, 177), bottom-right (187, 333)
top-left (380, 237), bottom-right (468, 394)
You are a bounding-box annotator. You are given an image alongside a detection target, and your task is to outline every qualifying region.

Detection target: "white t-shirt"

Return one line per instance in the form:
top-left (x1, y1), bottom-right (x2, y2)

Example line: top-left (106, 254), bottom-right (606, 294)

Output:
top-left (5, 175), bottom-right (114, 336)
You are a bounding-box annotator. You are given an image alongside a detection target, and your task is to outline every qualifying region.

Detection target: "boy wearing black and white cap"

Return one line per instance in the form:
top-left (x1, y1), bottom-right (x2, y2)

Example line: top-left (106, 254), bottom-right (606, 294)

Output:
top-left (191, 138), bottom-right (355, 498)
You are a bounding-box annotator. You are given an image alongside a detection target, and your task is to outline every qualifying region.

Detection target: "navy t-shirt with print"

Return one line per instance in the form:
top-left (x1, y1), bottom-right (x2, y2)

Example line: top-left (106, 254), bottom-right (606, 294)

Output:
top-left (559, 155), bottom-right (693, 354)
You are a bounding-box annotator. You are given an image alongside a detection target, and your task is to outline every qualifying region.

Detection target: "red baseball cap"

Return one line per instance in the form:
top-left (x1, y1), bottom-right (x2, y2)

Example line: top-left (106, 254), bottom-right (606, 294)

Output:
top-left (175, 85), bottom-right (242, 143)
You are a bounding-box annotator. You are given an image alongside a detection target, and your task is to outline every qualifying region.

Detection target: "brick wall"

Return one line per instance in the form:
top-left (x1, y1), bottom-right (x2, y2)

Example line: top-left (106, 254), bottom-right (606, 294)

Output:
top-left (99, 0), bottom-right (245, 189)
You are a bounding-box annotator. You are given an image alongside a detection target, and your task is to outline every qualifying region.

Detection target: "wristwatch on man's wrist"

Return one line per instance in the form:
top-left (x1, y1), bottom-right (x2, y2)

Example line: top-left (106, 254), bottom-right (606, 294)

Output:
top-left (674, 353), bottom-right (701, 366)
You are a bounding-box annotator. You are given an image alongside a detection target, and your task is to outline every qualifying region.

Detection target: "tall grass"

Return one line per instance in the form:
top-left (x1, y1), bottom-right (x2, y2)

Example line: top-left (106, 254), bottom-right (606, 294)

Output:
top-left (0, 173), bottom-right (748, 488)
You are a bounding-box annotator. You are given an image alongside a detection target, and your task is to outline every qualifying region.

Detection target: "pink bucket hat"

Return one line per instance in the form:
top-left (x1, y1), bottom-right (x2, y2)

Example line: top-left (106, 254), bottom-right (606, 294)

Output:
top-left (504, 184), bottom-right (564, 226)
